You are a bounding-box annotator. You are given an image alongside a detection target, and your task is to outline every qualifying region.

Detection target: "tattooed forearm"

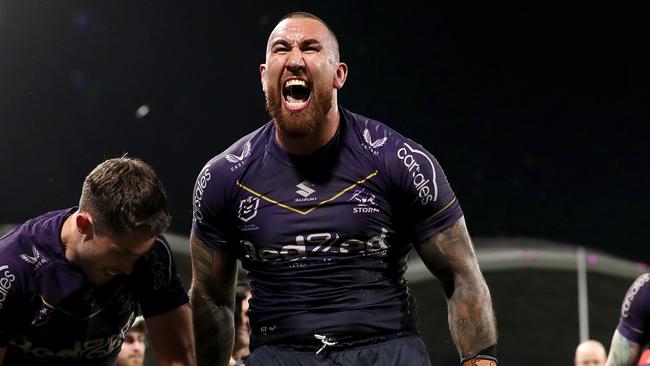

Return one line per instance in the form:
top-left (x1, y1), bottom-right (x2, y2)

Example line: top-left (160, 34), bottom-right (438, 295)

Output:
top-left (606, 330), bottom-right (641, 366)
top-left (190, 233), bottom-right (237, 366)
top-left (416, 217), bottom-right (497, 358)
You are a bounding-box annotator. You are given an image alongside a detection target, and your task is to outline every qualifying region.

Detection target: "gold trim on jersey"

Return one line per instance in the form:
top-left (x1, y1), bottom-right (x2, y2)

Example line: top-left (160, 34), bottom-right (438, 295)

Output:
top-left (236, 171), bottom-right (379, 215)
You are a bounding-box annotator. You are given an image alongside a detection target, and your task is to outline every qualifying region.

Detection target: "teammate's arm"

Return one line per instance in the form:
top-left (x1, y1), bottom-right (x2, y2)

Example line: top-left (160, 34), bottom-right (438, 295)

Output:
top-left (0, 346), bottom-right (6, 365)
top-left (145, 303), bottom-right (196, 366)
top-left (606, 329), bottom-right (642, 366)
top-left (414, 216), bottom-right (498, 364)
top-left (189, 231), bottom-right (238, 366)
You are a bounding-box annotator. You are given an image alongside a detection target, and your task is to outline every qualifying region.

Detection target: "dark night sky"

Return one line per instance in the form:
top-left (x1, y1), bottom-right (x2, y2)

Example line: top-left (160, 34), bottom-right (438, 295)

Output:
top-left (0, 2), bottom-right (648, 261)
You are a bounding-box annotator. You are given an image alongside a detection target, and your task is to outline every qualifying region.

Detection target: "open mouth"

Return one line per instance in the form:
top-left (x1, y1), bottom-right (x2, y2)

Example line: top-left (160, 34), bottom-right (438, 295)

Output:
top-left (282, 79), bottom-right (311, 109)
top-left (104, 268), bottom-right (121, 277)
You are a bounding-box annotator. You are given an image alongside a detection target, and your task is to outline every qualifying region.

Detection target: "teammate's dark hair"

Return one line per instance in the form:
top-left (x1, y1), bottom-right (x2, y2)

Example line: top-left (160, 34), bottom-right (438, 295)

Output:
top-left (79, 156), bottom-right (171, 236)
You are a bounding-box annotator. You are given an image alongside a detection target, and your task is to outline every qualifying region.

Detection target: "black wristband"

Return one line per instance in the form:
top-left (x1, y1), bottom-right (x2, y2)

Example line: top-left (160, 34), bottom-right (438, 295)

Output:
top-left (460, 344), bottom-right (498, 365)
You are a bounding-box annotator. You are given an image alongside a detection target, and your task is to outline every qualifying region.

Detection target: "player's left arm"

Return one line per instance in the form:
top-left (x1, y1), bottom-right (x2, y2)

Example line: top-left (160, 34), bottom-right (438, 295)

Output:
top-left (145, 303), bottom-right (196, 366)
top-left (415, 216), bottom-right (498, 365)
top-left (606, 329), bottom-right (643, 366)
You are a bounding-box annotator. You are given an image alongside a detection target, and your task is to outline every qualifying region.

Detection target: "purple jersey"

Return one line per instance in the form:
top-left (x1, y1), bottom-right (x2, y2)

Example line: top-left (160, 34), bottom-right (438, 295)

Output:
top-left (0, 208), bottom-right (189, 365)
top-left (616, 273), bottom-right (650, 344)
top-left (192, 108), bottom-right (463, 347)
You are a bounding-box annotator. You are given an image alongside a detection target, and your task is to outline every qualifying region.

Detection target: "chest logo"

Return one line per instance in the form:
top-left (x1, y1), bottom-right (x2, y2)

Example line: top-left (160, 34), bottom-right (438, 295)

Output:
top-left (296, 181), bottom-right (316, 198)
top-left (350, 189), bottom-right (380, 214)
top-left (238, 196), bottom-right (260, 222)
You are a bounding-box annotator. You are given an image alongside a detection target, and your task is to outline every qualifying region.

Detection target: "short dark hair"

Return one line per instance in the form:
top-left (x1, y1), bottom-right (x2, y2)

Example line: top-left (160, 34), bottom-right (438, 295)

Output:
top-left (279, 11), bottom-right (340, 60)
top-left (79, 157), bottom-right (171, 236)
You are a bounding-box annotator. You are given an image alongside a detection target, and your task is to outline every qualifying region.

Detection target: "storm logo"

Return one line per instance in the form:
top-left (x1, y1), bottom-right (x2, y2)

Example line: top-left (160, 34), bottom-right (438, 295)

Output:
top-left (397, 143), bottom-right (438, 205)
top-left (238, 196), bottom-right (260, 222)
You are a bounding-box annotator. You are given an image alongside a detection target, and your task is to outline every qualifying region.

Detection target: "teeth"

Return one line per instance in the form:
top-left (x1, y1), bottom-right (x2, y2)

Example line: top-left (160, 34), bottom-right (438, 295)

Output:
top-left (284, 79), bottom-right (306, 87)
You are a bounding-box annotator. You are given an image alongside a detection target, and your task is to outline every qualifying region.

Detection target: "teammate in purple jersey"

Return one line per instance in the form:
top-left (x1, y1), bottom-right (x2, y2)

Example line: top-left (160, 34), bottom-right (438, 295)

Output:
top-left (190, 11), bottom-right (497, 366)
top-left (606, 273), bottom-right (650, 366)
top-left (0, 157), bottom-right (195, 366)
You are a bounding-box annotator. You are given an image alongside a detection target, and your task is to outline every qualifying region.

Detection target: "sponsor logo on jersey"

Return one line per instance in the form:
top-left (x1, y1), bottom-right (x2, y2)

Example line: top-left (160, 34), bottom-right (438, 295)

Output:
top-left (295, 181), bottom-right (317, 202)
top-left (0, 265), bottom-right (16, 309)
top-left (622, 273), bottom-right (650, 318)
top-left (238, 196), bottom-right (260, 222)
top-left (361, 128), bottom-right (387, 155)
top-left (193, 164), bottom-right (212, 224)
top-left (242, 228), bottom-right (390, 263)
top-left (397, 143), bottom-right (438, 205)
top-left (20, 246), bottom-right (48, 270)
top-left (226, 140), bottom-right (252, 171)
top-left (350, 189), bottom-right (380, 214)
top-left (9, 312), bottom-right (136, 360)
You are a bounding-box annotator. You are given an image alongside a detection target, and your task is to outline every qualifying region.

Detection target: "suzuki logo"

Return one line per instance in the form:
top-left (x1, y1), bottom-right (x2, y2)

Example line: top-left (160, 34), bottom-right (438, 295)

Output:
top-left (296, 181), bottom-right (316, 198)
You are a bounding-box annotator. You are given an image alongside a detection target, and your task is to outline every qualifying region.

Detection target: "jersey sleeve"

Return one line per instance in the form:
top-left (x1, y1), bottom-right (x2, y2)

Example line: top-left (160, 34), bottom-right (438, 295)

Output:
top-left (383, 135), bottom-right (463, 244)
top-left (191, 157), bottom-right (236, 253)
top-left (0, 260), bottom-right (30, 346)
top-left (616, 273), bottom-right (650, 344)
top-left (131, 236), bottom-right (189, 317)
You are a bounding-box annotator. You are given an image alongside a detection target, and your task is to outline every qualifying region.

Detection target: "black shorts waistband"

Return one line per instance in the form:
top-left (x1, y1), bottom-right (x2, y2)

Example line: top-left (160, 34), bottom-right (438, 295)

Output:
top-left (263, 330), bottom-right (419, 352)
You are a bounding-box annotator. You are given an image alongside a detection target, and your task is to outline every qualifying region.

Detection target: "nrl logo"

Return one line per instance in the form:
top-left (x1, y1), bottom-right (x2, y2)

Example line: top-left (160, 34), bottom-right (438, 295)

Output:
top-left (363, 128), bottom-right (387, 149)
top-left (20, 246), bottom-right (48, 269)
top-left (238, 196), bottom-right (260, 222)
top-left (225, 141), bottom-right (252, 163)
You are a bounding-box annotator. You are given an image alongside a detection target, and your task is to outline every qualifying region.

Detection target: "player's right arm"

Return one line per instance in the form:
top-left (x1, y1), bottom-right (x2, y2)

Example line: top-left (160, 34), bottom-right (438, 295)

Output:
top-left (189, 231), bottom-right (238, 366)
top-left (0, 346), bottom-right (6, 365)
top-left (606, 329), bottom-right (642, 366)
top-left (606, 273), bottom-right (650, 366)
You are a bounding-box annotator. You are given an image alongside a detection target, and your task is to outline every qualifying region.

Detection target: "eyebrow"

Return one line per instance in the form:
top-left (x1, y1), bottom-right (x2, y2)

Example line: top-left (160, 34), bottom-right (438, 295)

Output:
top-left (270, 38), bottom-right (322, 49)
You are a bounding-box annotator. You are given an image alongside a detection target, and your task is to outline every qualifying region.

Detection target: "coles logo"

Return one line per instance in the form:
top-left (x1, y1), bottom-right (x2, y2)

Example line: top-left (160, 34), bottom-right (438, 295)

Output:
top-left (193, 164), bottom-right (212, 224)
top-left (0, 265), bottom-right (16, 309)
top-left (397, 143), bottom-right (438, 205)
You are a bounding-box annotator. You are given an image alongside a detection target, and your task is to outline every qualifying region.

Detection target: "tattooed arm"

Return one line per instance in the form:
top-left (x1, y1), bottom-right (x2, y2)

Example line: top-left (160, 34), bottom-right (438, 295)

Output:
top-left (189, 231), bottom-right (239, 366)
top-left (414, 216), bottom-right (497, 360)
top-left (606, 330), bottom-right (642, 366)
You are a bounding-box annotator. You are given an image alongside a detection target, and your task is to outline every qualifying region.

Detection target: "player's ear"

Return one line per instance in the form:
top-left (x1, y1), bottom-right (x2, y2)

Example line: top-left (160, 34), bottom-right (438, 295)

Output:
top-left (260, 64), bottom-right (268, 92)
top-left (333, 62), bottom-right (348, 89)
top-left (75, 213), bottom-right (94, 239)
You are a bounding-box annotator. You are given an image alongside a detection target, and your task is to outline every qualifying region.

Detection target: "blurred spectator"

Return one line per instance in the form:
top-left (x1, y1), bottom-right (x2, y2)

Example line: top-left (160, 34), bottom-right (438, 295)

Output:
top-left (230, 274), bottom-right (252, 366)
top-left (575, 339), bottom-right (607, 366)
top-left (117, 316), bottom-right (148, 366)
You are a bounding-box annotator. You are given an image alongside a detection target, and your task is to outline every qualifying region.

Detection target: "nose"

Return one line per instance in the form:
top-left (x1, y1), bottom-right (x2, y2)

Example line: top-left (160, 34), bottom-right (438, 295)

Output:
top-left (135, 339), bottom-right (146, 353)
top-left (286, 47), bottom-right (305, 71)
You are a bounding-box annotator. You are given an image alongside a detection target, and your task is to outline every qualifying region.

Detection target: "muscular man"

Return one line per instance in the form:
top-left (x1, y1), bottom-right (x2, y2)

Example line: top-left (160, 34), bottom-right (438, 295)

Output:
top-left (190, 11), bottom-right (497, 366)
top-left (606, 273), bottom-right (650, 366)
top-left (0, 157), bottom-right (195, 366)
